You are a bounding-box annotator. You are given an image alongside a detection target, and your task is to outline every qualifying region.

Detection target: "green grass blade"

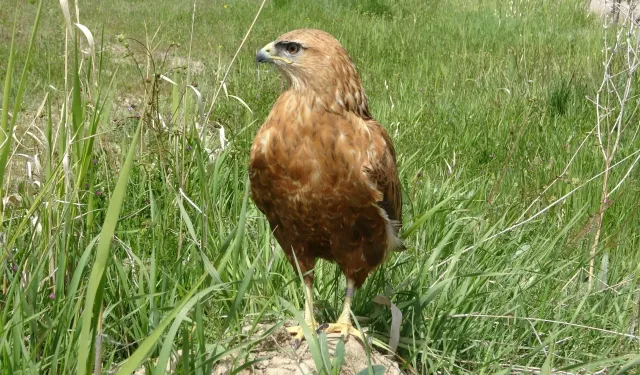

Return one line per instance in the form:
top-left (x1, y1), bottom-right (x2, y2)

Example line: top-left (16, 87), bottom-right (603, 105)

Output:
top-left (0, 17), bottom-right (16, 213)
top-left (331, 339), bottom-right (345, 375)
top-left (402, 190), bottom-right (458, 238)
top-left (153, 284), bottom-right (225, 375)
top-left (613, 354), bottom-right (640, 375)
top-left (217, 177), bottom-right (249, 277)
top-left (71, 41), bottom-right (84, 160)
top-left (76, 107), bottom-right (145, 375)
top-left (0, 0), bottom-right (43, 206)
top-left (115, 274), bottom-right (208, 375)
top-left (177, 194), bottom-right (198, 245)
top-left (223, 256), bottom-right (257, 328)
top-left (279, 297), bottom-right (325, 373)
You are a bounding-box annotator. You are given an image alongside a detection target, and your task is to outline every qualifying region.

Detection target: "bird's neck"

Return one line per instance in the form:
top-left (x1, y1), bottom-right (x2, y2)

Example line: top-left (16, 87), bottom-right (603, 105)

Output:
top-left (285, 82), bottom-right (372, 120)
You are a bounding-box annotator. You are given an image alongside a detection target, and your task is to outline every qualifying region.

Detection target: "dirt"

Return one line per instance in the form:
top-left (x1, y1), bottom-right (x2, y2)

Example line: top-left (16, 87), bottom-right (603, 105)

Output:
top-left (213, 324), bottom-right (404, 375)
top-left (134, 322), bottom-right (405, 375)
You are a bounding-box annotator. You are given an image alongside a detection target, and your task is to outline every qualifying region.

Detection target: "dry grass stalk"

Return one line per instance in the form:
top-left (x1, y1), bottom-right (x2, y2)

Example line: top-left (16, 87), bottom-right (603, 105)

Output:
top-left (588, 3), bottom-right (640, 289)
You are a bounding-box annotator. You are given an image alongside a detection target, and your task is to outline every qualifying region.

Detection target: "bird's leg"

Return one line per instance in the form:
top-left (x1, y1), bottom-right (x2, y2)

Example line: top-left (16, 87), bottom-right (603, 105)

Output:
top-left (317, 278), bottom-right (365, 342)
top-left (287, 277), bottom-right (319, 349)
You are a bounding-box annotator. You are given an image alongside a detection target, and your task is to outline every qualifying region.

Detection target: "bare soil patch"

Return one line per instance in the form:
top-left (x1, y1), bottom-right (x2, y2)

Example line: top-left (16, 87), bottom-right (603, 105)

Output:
top-left (134, 322), bottom-right (405, 375)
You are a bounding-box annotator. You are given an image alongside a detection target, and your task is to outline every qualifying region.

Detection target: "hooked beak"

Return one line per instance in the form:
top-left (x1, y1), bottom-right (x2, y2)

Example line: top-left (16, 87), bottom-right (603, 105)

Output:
top-left (256, 42), bottom-right (274, 64)
top-left (256, 41), bottom-right (293, 65)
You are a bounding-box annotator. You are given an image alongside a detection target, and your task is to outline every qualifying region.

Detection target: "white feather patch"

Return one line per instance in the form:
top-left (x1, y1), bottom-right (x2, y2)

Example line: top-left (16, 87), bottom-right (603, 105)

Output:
top-left (375, 205), bottom-right (403, 251)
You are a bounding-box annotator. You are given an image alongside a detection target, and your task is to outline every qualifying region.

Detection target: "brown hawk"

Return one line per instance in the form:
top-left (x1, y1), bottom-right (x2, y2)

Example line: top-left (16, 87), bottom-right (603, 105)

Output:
top-left (250, 28), bottom-right (404, 347)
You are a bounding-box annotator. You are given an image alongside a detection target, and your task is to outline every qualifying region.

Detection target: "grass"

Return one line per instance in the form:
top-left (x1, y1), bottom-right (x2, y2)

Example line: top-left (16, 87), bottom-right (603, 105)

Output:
top-left (1, 0), bottom-right (639, 373)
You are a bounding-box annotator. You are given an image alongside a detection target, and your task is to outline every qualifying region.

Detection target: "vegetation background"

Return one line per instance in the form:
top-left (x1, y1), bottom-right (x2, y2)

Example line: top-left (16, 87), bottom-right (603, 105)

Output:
top-left (0, 0), bottom-right (639, 373)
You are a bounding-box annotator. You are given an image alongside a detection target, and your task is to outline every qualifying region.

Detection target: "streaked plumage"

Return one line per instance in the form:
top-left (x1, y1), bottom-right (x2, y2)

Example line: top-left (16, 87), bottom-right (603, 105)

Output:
top-left (250, 29), bottom-right (403, 347)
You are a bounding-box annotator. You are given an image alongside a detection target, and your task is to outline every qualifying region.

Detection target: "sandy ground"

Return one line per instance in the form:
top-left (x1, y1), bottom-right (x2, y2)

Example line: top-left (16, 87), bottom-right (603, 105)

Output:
top-left (134, 323), bottom-right (405, 375)
top-left (212, 326), bottom-right (404, 375)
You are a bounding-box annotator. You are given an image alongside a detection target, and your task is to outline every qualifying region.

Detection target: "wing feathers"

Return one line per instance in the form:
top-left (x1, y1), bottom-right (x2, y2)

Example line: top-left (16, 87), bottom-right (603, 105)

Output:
top-left (362, 121), bottom-right (405, 252)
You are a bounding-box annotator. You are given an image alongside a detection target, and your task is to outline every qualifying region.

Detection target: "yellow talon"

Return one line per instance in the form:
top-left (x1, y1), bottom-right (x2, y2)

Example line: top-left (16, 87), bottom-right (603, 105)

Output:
top-left (287, 278), bottom-right (367, 348)
top-left (287, 322), bottom-right (317, 349)
top-left (315, 279), bottom-right (366, 342)
top-left (317, 322), bottom-right (365, 342)
top-left (288, 282), bottom-right (318, 349)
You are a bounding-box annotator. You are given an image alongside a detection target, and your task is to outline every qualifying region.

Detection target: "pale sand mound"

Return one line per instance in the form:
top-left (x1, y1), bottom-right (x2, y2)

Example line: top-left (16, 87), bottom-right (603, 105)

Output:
top-left (132, 322), bottom-right (405, 375)
top-left (212, 322), bottom-right (404, 375)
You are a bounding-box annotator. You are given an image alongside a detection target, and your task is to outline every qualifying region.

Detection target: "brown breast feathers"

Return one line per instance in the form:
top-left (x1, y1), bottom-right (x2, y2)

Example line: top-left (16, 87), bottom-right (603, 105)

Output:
top-left (249, 91), bottom-right (403, 287)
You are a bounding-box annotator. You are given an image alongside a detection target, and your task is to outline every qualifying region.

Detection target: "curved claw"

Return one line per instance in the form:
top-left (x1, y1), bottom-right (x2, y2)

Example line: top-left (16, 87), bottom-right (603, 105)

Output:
top-left (286, 325), bottom-right (305, 349)
top-left (316, 322), bottom-right (329, 334)
top-left (287, 321), bottom-right (318, 349)
top-left (291, 338), bottom-right (301, 350)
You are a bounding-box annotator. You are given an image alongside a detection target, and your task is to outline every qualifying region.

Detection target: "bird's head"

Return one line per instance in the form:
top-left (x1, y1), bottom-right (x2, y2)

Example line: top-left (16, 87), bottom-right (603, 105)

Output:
top-left (256, 28), bottom-right (370, 117)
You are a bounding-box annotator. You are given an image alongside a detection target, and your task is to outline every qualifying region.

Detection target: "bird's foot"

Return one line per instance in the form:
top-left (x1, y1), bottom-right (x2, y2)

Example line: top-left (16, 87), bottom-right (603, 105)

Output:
top-left (316, 322), bottom-right (366, 343)
top-left (286, 320), bottom-right (318, 350)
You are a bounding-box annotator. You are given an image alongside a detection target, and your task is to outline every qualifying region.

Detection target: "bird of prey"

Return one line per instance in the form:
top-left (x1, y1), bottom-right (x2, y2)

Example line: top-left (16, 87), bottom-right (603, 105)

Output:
top-left (250, 28), bottom-right (404, 348)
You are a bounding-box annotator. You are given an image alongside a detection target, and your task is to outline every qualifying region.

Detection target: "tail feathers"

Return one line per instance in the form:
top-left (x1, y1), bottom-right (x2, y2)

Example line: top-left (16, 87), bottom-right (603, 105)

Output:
top-left (391, 240), bottom-right (407, 252)
top-left (376, 205), bottom-right (407, 253)
top-left (387, 219), bottom-right (406, 252)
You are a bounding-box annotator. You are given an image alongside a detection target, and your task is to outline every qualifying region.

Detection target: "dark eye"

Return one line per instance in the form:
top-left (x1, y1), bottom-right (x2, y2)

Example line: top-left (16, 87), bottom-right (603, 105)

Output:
top-left (286, 43), bottom-right (300, 55)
